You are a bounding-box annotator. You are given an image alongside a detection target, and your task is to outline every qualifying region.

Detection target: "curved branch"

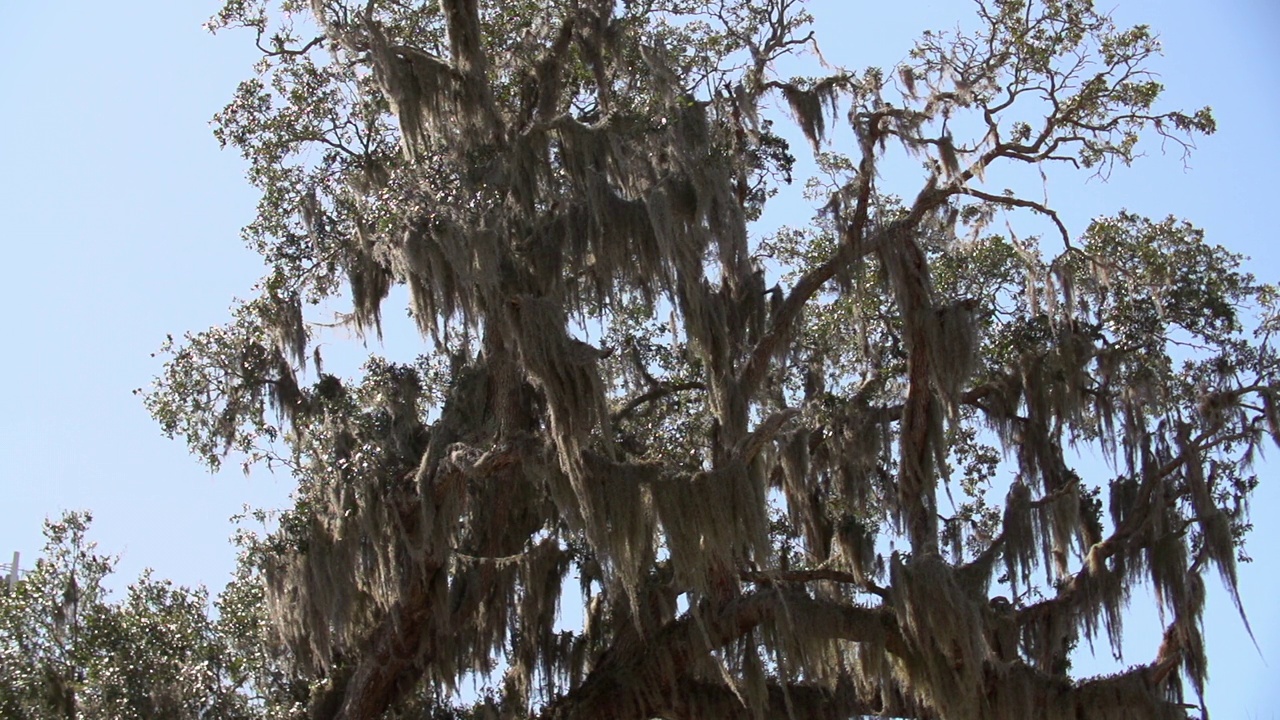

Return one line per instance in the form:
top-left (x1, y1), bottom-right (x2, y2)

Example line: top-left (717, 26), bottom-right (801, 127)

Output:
top-left (541, 590), bottom-right (899, 720)
top-left (741, 568), bottom-right (889, 600)
top-left (958, 186), bottom-right (1073, 249)
top-left (1016, 428), bottom-right (1254, 627)
top-left (658, 677), bottom-right (883, 720)
top-left (612, 382), bottom-right (706, 424)
top-left (737, 229), bottom-right (883, 399)
top-left (256, 34), bottom-right (325, 58)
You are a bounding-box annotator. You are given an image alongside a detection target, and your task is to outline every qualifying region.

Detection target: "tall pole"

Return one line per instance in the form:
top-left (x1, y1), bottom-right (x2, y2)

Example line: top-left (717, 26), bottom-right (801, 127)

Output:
top-left (6, 551), bottom-right (17, 590)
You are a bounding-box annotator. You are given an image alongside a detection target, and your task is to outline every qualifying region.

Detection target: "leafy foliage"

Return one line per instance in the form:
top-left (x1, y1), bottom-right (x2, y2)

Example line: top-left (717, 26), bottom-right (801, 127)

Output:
top-left (0, 513), bottom-right (277, 720)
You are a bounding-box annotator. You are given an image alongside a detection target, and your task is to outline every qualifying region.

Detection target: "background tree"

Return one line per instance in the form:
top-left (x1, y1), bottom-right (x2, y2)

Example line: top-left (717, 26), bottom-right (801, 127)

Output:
top-left (0, 513), bottom-right (110, 719)
top-left (147, 0), bottom-right (1274, 718)
top-left (0, 513), bottom-right (271, 720)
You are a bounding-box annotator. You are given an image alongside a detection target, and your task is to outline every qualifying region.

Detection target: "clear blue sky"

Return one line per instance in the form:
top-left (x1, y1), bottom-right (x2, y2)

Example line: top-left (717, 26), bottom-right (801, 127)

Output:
top-left (1, 0), bottom-right (1276, 716)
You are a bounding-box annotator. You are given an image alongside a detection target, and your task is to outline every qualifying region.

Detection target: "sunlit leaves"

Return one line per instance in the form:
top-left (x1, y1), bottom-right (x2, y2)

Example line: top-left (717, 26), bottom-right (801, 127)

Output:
top-left (0, 514), bottom-right (267, 720)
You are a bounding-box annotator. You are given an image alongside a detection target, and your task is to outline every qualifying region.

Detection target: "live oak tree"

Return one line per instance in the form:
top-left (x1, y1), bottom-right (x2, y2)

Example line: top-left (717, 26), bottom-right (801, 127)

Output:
top-left (147, 0), bottom-right (1276, 718)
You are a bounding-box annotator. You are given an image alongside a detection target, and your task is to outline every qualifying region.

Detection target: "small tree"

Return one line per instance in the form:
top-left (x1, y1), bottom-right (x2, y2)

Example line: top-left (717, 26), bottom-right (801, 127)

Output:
top-left (149, 1), bottom-right (1274, 718)
top-left (0, 513), bottom-right (111, 719)
top-left (0, 513), bottom-right (264, 719)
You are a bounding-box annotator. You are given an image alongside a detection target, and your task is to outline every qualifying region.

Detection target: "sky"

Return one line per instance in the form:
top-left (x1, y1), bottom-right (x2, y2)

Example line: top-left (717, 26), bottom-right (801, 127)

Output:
top-left (1, 0), bottom-right (1277, 716)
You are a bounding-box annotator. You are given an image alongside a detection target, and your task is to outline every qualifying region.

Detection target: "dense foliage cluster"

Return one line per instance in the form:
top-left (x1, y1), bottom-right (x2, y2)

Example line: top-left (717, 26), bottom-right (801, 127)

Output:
top-left (0, 513), bottom-right (280, 720)
top-left (127, 0), bottom-right (1279, 718)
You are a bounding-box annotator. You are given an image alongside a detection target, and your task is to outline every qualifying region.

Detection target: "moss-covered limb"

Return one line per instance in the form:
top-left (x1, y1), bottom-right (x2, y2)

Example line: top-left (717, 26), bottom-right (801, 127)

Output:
top-left (658, 677), bottom-right (882, 720)
top-left (520, 10), bottom-right (577, 128)
top-left (1009, 478), bottom-right (1162, 625)
top-left (737, 95), bottom-right (929, 405)
top-left (541, 589), bottom-right (898, 720)
top-left (740, 568), bottom-right (889, 601)
top-left (537, 578), bottom-right (1191, 720)
top-left (958, 653), bottom-right (1195, 720)
top-left (955, 478), bottom-right (1087, 593)
top-left (541, 572), bottom-right (1189, 720)
top-left (297, 452), bottom-right (457, 720)
top-left (887, 557), bottom-right (1192, 719)
top-left (439, 0), bottom-right (488, 80)
top-left (880, 230), bottom-right (945, 556)
top-left (266, 356), bottom-right (547, 718)
top-left (1066, 635), bottom-right (1199, 720)
top-left (745, 149), bottom-right (966, 562)
top-left (736, 120), bottom-right (886, 400)
top-left (320, 566), bottom-right (443, 720)
top-left (1007, 426), bottom-right (1255, 689)
top-left (734, 231), bottom-right (872, 398)
top-left (300, 437), bottom-right (552, 720)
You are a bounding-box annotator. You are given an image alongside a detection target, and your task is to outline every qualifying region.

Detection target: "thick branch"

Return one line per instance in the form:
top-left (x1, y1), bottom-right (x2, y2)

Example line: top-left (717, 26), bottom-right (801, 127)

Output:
top-left (328, 567), bottom-right (441, 720)
top-left (542, 590), bottom-right (898, 720)
top-left (741, 568), bottom-right (889, 600)
top-left (737, 101), bottom-right (894, 399)
top-left (658, 677), bottom-right (883, 720)
top-left (1016, 428), bottom-right (1249, 627)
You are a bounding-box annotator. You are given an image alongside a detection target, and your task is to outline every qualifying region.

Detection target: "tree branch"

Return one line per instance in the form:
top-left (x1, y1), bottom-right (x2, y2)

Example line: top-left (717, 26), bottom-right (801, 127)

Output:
top-left (957, 187), bottom-right (1073, 249)
top-left (658, 677), bottom-right (884, 720)
top-left (612, 382), bottom-right (706, 424)
top-left (541, 589), bottom-right (899, 720)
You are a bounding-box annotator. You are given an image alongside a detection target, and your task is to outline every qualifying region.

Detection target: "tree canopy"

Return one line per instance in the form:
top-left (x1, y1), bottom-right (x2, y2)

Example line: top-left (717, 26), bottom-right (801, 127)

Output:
top-left (141, 0), bottom-right (1276, 718)
top-left (0, 513), bottom-right (270, 720)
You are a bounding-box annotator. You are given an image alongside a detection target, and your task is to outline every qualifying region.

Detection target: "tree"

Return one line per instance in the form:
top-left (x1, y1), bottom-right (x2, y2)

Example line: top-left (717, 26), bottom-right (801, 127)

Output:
top-left (146, 0), bottom-right (1276, 718)
top-left (0, 513), bottom-right (111, 719)
top-left (0, 513), bottom-right (266, 720)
